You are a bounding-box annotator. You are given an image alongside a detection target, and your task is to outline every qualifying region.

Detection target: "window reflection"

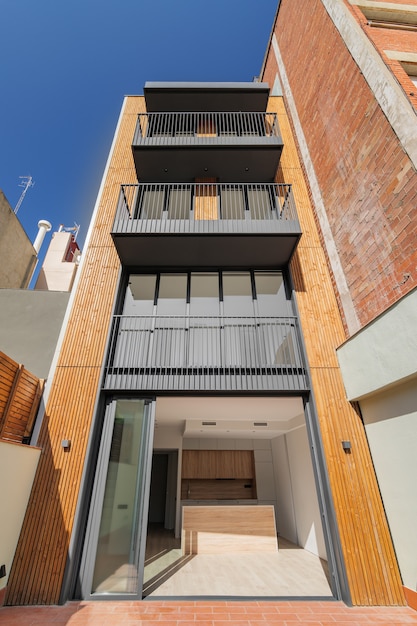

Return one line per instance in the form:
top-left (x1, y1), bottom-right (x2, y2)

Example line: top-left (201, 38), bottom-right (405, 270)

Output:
top-left (91, 399), bottom-right (146, 595)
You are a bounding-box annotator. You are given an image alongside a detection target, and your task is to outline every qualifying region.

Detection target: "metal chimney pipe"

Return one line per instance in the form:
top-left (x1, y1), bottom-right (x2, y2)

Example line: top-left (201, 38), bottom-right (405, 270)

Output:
top-left (33, 219), bottom-right (52, 254)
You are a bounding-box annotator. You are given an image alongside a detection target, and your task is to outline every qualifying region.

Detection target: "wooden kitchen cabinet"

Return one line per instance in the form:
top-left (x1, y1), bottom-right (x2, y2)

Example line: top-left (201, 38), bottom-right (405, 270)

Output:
top-left (182, 450), bottom-right (254, 479)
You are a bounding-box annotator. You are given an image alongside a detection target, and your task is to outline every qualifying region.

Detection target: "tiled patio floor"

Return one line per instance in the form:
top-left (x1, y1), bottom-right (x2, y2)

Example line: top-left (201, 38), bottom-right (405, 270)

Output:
top-left (1, 600), bottom-right (417, 626)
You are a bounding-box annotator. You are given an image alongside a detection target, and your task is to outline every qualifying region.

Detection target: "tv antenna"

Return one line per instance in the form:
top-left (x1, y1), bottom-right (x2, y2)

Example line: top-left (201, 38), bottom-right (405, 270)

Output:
top-left (14, 175), bottom-right (35, 214)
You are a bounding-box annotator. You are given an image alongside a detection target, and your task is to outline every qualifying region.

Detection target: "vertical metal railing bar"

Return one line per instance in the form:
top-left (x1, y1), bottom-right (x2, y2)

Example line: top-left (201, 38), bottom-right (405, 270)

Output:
top-left (136, 112), bottom-right (282, 141)
top-left (104, 315), bottom-right (307, 390)
top-left (113, 183), bottom-right (297, 233)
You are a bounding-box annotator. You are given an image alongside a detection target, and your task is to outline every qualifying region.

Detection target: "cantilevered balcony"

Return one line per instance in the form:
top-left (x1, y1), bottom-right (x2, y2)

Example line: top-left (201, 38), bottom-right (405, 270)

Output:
top-left (103, 314), bottom-right (309, 393)
top-left (132, 112), bottom-right (283, 181)
top-left (111, 183), bottom-right (301, 267)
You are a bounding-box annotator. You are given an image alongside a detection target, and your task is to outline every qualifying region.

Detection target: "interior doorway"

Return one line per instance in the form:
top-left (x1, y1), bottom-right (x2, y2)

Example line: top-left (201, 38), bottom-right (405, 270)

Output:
top-left (148, 451), bottom-right (178, 529)
top-left (144, 450), bottom-right (183, 595)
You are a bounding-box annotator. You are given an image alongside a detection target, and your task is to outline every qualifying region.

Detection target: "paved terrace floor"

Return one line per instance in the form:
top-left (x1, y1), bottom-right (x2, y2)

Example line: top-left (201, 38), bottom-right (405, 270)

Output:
top-left (1, 601), bottom-right (417, 626)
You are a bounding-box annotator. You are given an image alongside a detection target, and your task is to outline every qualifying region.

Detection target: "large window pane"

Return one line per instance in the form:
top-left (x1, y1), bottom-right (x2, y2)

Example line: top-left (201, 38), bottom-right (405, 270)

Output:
top-left (247, 187), bottom-right (274, 220)
top-left (220, 187), bottom-right (246, 219)
top-left (254, 272), bottom-right (288, 316)
top-left (190, 273), bottom-right (219, 315)
top-left (223, 272), bottom-right (255, 366)
top-left (123, 275), bottom-right (156, 315)
top-left (189, 273), bottom-right (220, 366)
top-left (91, 399), bottom-right (148, 595)
top-left (223, 272), bottom-right (253, 316)
top-left (155, 274), bottom-right (187, 366)
top-left (114, 276), bottom-right (156, 367)
top-left (138, 187), bottom-right (165, 219)
top-left (157, 274), bottom-right (187, 314)
top-left (167, 187), bottom-right (191, 219)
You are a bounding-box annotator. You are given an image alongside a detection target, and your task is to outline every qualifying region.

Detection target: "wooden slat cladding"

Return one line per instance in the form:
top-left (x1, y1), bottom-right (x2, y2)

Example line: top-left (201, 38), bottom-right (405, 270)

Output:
top-left (268, 97), bottom-right (404, 605)
top-left (5, 97), bottom-right (146, 606)
top-left (194, 177), bottom-right (218, 220)
top-left (0, 351), bottom-right (44, 444)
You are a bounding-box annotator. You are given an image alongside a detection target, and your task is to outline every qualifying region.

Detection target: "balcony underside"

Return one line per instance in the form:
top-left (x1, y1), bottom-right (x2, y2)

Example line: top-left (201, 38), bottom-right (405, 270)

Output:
top-left (132, 145), bottom-right (283, 182)
top-left (112, 231), bottom-right (301, 268)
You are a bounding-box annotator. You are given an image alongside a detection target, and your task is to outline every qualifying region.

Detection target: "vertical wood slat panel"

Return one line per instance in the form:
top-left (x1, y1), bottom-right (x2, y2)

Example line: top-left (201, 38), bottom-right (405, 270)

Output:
top-left (0, 351), bottom-right (43, 444)
top-left (194, 177), bottom-right (218, 220)
top-left (269, 97), bottom-right (404, 605)
top-left (5, 97), bottom-right (145, 606)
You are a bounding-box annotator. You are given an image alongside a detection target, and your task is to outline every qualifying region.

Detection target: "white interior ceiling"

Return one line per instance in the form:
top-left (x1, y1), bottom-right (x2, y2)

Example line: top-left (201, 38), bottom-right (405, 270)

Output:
top-left (155, 396), bottom-right (305, 439)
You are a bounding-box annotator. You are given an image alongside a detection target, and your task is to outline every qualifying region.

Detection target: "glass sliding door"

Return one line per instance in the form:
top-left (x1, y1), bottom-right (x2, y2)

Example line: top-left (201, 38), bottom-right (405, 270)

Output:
top-left (80, 398), bottom-right (155, 599)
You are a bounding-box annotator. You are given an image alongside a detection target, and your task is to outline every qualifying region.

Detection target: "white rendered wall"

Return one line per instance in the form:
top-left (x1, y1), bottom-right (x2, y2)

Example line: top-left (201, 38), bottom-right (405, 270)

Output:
top-left (360, 377), bottom-right (417, 591)
top-left (337, 288), bottom-right (417, 400)
top-left (0, 442), bottom-right (41, 591)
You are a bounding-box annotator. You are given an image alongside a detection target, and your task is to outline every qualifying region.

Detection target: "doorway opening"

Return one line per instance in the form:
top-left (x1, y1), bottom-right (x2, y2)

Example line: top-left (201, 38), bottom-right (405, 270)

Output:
top-left (142, 396), bottom-right (333, 599)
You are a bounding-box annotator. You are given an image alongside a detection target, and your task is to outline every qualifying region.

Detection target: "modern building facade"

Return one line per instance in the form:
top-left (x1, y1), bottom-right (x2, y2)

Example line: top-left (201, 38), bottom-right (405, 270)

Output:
top-left (4, 0), bottom-right (416, 609)
top-left (3, 79), bottom-right (404, 608)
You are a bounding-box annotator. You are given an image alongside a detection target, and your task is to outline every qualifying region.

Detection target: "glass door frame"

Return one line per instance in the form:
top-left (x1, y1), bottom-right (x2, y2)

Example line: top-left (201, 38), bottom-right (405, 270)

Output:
top-left (79, 396), bottom-right (155, 601)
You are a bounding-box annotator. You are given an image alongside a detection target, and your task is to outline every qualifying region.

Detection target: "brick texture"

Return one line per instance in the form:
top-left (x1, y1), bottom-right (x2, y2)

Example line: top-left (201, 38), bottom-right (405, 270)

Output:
top-left (264, 0), bottom-right (417, 332)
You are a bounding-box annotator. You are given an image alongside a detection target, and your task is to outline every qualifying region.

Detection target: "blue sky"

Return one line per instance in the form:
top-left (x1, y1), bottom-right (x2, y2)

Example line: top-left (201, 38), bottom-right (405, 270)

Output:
top-left (0, 0), bottom-right (277, 279)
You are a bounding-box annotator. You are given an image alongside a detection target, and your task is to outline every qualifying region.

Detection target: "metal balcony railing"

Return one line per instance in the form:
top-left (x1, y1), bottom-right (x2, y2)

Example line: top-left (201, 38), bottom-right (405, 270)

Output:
top-left (103, 315), bottom-right (309, 392)
top-left (113, 183), bottom-right (299, 234)
top-left (133, 112), bottom-right (281, 145)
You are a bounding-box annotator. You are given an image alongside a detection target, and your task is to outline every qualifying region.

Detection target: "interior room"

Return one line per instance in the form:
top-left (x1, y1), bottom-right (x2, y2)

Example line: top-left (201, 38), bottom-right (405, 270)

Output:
top-left (144, 395), bottom-right (332, 597)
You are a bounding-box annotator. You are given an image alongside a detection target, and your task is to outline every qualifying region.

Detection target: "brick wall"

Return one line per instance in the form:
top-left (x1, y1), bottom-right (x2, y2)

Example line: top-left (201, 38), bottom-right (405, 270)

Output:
top-left (348, 0), bottom-right (417, 110)
top-left (264, 0), bottom-right (417, 331)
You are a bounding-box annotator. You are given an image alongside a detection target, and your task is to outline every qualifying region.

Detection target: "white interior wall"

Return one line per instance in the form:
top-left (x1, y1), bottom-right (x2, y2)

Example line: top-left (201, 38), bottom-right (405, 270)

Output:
top-left (271, 426), bottom-right (326, 559)
top-left (271, 434), bottom-right (297, 543)
top-left (285, 427), bottom-right (326, 558)
top-left (360, 377), bottom-right (417, 591)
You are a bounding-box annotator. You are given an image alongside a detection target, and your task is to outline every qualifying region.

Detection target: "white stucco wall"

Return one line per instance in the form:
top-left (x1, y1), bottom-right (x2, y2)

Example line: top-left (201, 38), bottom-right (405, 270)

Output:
top-left (360, 377), bottom-right (417, 591)
top-left (34, 232), bottom-right (79, 292)
top-left (0, 442), bottom-right (40, 591)
top-left (337, 288), bottom-right (417, 400)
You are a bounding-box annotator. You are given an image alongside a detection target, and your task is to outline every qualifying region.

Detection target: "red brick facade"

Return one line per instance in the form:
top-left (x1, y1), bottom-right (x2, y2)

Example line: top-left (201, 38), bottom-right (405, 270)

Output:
top-left (348, 1), bottom-right (417, 111)
top-left (263, 0), bottom-right (417, 332)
